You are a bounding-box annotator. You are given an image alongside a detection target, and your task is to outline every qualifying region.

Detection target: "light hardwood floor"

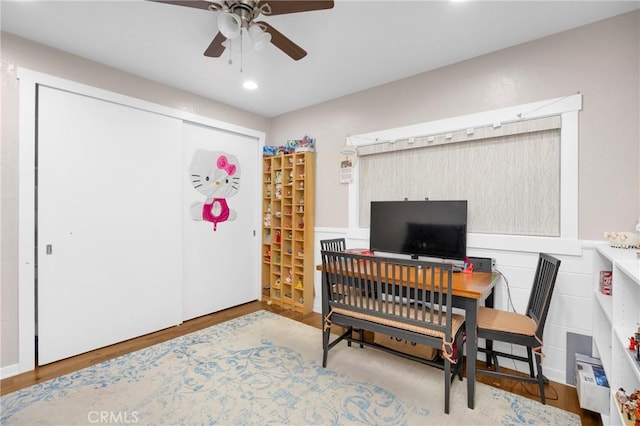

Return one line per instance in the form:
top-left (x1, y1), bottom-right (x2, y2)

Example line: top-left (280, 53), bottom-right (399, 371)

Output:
top-left (1, 300), bottom-right (601, 425)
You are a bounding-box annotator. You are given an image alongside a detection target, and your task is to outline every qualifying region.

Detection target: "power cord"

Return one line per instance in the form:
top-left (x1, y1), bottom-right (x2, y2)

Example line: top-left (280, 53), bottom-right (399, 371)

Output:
top-left (495, 268), bottom-right (517, 313)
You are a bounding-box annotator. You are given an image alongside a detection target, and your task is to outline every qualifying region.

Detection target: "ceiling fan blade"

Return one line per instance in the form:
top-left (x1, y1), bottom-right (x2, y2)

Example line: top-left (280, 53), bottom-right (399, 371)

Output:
top-left (257, 21), bottom-right (307, 61)
top-left (258, 1), bottom-right (334, 16)
top-left (204, 32), bottom-right (227, 57)
top-left (147, 0), bottom-right (214, 11)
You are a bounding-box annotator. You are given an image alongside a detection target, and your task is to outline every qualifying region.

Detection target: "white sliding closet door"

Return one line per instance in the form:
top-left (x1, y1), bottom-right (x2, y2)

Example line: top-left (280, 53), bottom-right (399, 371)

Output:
top-left (182, 122), bottom-right (259, 320)
top-left (37, 86), bottom-right (183, 365)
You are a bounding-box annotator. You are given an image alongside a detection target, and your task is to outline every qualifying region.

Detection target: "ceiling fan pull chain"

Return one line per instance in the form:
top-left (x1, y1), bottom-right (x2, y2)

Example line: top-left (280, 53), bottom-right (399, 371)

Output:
top-left (240, 28), bottom-right (244, 73)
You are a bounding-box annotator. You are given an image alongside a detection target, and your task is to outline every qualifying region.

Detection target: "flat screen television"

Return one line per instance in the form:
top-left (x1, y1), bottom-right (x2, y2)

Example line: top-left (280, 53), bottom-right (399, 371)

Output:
top-left (369, 200), bottom-right (468, 263)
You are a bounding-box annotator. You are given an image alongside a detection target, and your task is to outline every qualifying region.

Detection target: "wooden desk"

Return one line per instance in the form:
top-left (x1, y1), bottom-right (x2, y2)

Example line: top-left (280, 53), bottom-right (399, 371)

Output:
top-left (449, 271), bottom-right (496, 410)
top-left (316, 262), bottom-right (497, 409)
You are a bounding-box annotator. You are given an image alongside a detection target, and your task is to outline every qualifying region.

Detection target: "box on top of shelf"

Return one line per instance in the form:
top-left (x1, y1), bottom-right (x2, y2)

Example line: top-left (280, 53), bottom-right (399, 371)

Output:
top-left (575, 353), bottom-right (610, 415)
top-left (262, 136), bottom-right (316, 157)
top-left (290, 136), bottom-right (315, 152)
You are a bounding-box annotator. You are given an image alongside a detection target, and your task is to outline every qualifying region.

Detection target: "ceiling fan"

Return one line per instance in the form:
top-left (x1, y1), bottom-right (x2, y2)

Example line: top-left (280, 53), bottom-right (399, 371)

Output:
top-left (150, 0), bottom-right (334, 61)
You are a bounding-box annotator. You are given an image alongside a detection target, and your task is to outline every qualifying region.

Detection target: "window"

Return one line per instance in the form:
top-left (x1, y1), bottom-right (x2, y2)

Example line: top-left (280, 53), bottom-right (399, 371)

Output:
top-left (347, 94), bottom-right (582, 251)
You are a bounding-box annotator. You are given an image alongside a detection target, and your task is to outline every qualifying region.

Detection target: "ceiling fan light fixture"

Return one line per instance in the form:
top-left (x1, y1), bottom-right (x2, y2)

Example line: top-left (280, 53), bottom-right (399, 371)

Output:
top-left (248, 23), bottom-right (271, 51)
top-left (217, 12), bottom-right (242, 39)
top-left (243, 80), bottom-right (259, 90)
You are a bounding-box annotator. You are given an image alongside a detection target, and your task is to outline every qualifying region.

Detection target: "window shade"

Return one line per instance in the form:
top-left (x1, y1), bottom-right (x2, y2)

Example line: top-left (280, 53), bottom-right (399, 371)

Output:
top-left (358, 116), bottom-right (561, 236)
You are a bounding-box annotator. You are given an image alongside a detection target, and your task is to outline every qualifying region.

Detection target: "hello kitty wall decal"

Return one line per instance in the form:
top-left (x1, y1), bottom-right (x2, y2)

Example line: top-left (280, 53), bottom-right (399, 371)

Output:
top-left (189, 150), bottom-right (241, 231)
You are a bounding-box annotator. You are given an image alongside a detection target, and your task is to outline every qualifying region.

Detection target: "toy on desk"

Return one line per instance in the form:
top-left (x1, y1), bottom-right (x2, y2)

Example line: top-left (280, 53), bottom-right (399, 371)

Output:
top-left (462, 257), bottom-right (474, 274)
top-left (630, 336), bottom-right (638, 351)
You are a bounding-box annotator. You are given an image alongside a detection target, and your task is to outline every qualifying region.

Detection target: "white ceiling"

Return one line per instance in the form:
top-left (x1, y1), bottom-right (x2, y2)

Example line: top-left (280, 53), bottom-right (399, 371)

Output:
top-left (2, 0), bottom-right (638, 117)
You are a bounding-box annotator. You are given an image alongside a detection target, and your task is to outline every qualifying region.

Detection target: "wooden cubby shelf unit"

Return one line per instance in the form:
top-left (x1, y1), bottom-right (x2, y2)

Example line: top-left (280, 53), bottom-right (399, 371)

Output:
top-left (261, 152), bottom-right (315, 314)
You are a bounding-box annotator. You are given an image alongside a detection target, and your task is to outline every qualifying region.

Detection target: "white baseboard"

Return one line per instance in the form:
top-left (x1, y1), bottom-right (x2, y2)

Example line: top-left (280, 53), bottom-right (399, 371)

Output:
top-left (1, 363), bottom-right (21, 380)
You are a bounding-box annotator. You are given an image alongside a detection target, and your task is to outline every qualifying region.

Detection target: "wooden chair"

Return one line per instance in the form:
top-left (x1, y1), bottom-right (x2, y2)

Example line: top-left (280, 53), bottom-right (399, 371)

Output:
top-left (320, 250), bottom-right (465, 414)
top-left (320, 238), bottom-right (353, 294)
top-left (319, 239), bottom-right (362, 346)
top-left (320, 238), bottom-right (346, 251)
top-left (476, 253), bottom-right (561, 404)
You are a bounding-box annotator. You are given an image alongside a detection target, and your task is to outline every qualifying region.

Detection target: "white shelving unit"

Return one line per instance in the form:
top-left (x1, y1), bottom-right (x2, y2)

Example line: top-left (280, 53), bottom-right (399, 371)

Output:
top-left (592, 244), bottom-right (640, 425)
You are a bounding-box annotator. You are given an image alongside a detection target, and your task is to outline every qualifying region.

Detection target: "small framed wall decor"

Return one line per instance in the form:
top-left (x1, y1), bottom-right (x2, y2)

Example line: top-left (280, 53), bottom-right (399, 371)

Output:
top-left (339, 143), bottom-right (357, 184)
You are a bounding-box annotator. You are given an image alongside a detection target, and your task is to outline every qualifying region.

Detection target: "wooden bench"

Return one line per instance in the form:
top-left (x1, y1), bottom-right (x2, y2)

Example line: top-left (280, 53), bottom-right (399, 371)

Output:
top-left (320, 250), bottom-right (466, 414)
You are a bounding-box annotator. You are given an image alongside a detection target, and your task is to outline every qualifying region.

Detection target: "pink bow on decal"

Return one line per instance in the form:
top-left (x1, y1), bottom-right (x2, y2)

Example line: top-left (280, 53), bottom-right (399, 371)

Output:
top-left (217, 155), bottom-right (237, 176)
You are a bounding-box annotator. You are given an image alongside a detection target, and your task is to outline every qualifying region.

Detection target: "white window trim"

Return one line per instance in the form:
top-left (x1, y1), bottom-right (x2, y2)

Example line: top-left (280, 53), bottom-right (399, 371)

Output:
top-left (347, 94), bottom-right (583, 255)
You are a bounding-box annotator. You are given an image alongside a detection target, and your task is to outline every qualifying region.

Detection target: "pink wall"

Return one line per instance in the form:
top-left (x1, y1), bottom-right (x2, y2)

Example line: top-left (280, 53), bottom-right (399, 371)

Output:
top-left (270, 11), bottom-right (640, 237)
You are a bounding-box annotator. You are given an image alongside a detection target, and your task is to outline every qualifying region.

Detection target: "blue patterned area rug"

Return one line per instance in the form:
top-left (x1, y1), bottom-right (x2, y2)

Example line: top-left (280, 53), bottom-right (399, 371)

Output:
top-left (2, 310), bottom-right (579, 425)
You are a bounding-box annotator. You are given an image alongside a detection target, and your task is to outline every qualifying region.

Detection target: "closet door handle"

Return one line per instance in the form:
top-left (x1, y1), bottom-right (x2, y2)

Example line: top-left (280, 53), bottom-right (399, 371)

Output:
top-left (46, 244), bottom-right (53, 255)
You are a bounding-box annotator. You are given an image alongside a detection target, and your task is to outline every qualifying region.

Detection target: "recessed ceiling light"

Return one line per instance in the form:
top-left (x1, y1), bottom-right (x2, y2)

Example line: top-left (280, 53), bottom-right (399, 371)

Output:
top-left (243, 80), bottom-right (258, 90)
